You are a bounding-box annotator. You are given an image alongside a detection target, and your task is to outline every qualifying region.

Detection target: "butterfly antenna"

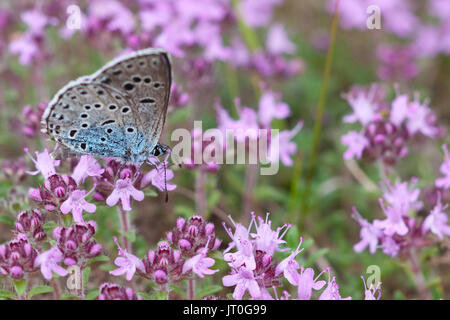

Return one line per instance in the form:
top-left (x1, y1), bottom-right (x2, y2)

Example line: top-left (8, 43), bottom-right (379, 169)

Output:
top-left (164, 161), bottom-right (168, 203)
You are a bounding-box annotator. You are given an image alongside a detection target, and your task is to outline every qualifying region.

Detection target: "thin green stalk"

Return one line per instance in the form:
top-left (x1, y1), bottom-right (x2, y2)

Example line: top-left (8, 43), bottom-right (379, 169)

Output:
top-left (299, 0), bottom-right (340, 223)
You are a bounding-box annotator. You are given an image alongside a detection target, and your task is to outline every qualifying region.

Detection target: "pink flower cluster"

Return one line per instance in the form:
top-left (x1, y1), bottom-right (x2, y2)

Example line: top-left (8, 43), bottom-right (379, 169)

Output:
top-left (110, 215), bottom-right (220, 286)
top-left (353, 178), bottom-right (450, 257)
top-left (341, 84), bottom-right (442, 165)
top-left (221, 213), bottom-right (373, 300)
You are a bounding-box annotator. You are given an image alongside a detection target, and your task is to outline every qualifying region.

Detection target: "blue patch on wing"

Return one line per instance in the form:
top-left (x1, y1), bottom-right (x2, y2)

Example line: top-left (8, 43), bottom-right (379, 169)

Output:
top-left (63, 124), bottom-right (148, 162)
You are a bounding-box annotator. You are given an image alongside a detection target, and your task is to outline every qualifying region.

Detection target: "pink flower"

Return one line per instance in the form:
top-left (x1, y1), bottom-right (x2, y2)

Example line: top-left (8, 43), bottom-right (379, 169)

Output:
top-left (266, 24), bottom-right (296, 55)
top-left (217, 100), bottom-right (259, 143)
top-left (21, 9), bottom-right (51, 36)
top-left (406, 100), bottom-right (439, 138)
top-left (436, 145), bottom-right (450, 190)
top-left (238, 0), bottom-right (282, 27)
top-left (71, 155), bottom-right (104, 185)
top-left (275, 238), bottom-right (304, 277)
top-left (34, 247), bottom-right (67, 280)
top-left (390, 94), bottom-right (410, 126)
top-left (141, 163), bottom-right (176, 192)
top-left (110, 237), bottom-right (145, 281)
top-left (250, 213), bottom-right (290, 255)
top-left (9, 33), bottom-right (40, 65)
top-left (341, 131), bottom-right (369, 160)
top-left (60, 188), bottom-right (96, 223)
top-left (182, 248), bottom-right (218, 278)
top-left (382, 178), bottom-right (423, 216)
top-left (223, 216), bottom-right (256, 270)
top-left (343, 86), bottom-right (379, 126)
top-left (352, 208), bottom-right (382, 254)
top-left (423, 194), bottom-right (450, 240)
top-left (258, 90), bottom-right (291, 128)
top-left (296, 267), bottom-right (327, 300)
top-left (361, 276), bottom-right (382, 300)
top-left (24, 148), bottom-right (60, 179)
top-left (106, 178), bottom-right (144, 211)
top-left (222, 266), bottom-right (261, 300)
top-left (373, 199), bottom-right (409, 236)
top-left (319, 271), bottom-right (351, 300)
top-left (267, 121), bottom-right (303, 166)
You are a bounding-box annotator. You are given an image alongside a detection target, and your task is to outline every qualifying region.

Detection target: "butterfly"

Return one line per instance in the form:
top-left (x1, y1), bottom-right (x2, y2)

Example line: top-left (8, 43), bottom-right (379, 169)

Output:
top-left (41, 48), bottom-right (172, 164)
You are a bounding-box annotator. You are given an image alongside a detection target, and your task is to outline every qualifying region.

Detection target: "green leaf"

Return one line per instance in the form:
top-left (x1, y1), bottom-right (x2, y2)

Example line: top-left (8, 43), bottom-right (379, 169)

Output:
top-left (304, 248), bottom-right (329, 267)
top-left (124, 231), bottom-right (136, 243)
top-left (174, 205), bottom-right (194, 218)
top-left (13, 279), bottom-right (27, 298)
top-left (43, 221), bottom-right (58, 231)
top-left (150, 290), bottom-right (168, 300)
top-left (87, 255), bottom-right (110, 264)
top-left (137, 292), bottom-right (153, 300)
top-left (60, 293), bottom-right (80, 300)
top-left (196, 285), bottom-right (223, 299)
top-left (0, 215), bottom-right (14, 226)
top-left (286, 225), bottom-right (300, 249)
top-left (168, 284), bottom-right (185, 298)
top-left (207, 190), bottom-right (221, 208)
top-left (85, 289), bottom-right (100, 300)
top-left (143, 188), bottom-right (158, 197)
top-left (83, 267), bottom-right (91, 290)
top-left (0, 289), bottom-right (15, 300)
top-left (28, 285), bottom-right (54, 299)
top-left (254, 185), bottom-right (288, 203)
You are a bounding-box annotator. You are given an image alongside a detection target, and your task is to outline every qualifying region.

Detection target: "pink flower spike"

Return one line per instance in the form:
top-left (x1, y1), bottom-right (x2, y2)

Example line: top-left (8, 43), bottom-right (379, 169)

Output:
top-left (106, 178), bottom-right (145, 211)
top-left (34, 247), bottom-right (67, 280)
top-left (60, 187), bottom-right (97, 223)
top-left (110, 237), bottom-right (145, 281)
top-left (24, 148), bottom-right (60, 179)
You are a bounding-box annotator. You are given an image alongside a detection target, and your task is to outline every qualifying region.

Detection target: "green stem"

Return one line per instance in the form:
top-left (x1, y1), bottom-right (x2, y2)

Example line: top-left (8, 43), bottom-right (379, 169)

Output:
top-left (188, 279), bottom-right (195, 300)
top-left (300, 0), bottom-right (340, 223)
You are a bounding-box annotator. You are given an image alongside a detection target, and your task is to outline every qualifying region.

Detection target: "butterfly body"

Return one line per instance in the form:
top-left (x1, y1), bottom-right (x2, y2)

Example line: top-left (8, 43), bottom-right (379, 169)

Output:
top-left (41, 48), bottom-right (172, 164)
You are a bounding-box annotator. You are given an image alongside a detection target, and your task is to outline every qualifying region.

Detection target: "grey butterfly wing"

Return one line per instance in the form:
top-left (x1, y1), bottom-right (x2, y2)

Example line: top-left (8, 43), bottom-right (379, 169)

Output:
top-left (89, 48), bottom-right (172, 152)
top-left (42, 81), bottom-right (142, 160)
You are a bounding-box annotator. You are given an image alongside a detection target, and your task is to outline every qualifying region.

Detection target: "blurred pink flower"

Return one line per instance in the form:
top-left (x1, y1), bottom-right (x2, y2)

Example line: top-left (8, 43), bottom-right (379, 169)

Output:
top-left (436, 145), bottom-right (450, 190)
top-left (382, 178), bottom-right (423, 216)
top-left (319, 273), bottom-right (351, 300)
top-left (239, 0), bottom-right (282, 27)
top-left (423, 194), bottom-right (450, 240)
top-left (24, 148), bottom-right (60, 179)
top-left (343, 86), bottom-right (380, 126)
top-left (258, 90), bottom-right (291, 128)
top-left (9, 33), bottom-right (40, 65)
top-left (266, 24), bottom-right (296, 55)
top-left (373, 199), bottom-right (409, 236)
top-left (352, 208), bottom-right (382, 254)
top-left (341, 131), bottom-right (369, 160)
